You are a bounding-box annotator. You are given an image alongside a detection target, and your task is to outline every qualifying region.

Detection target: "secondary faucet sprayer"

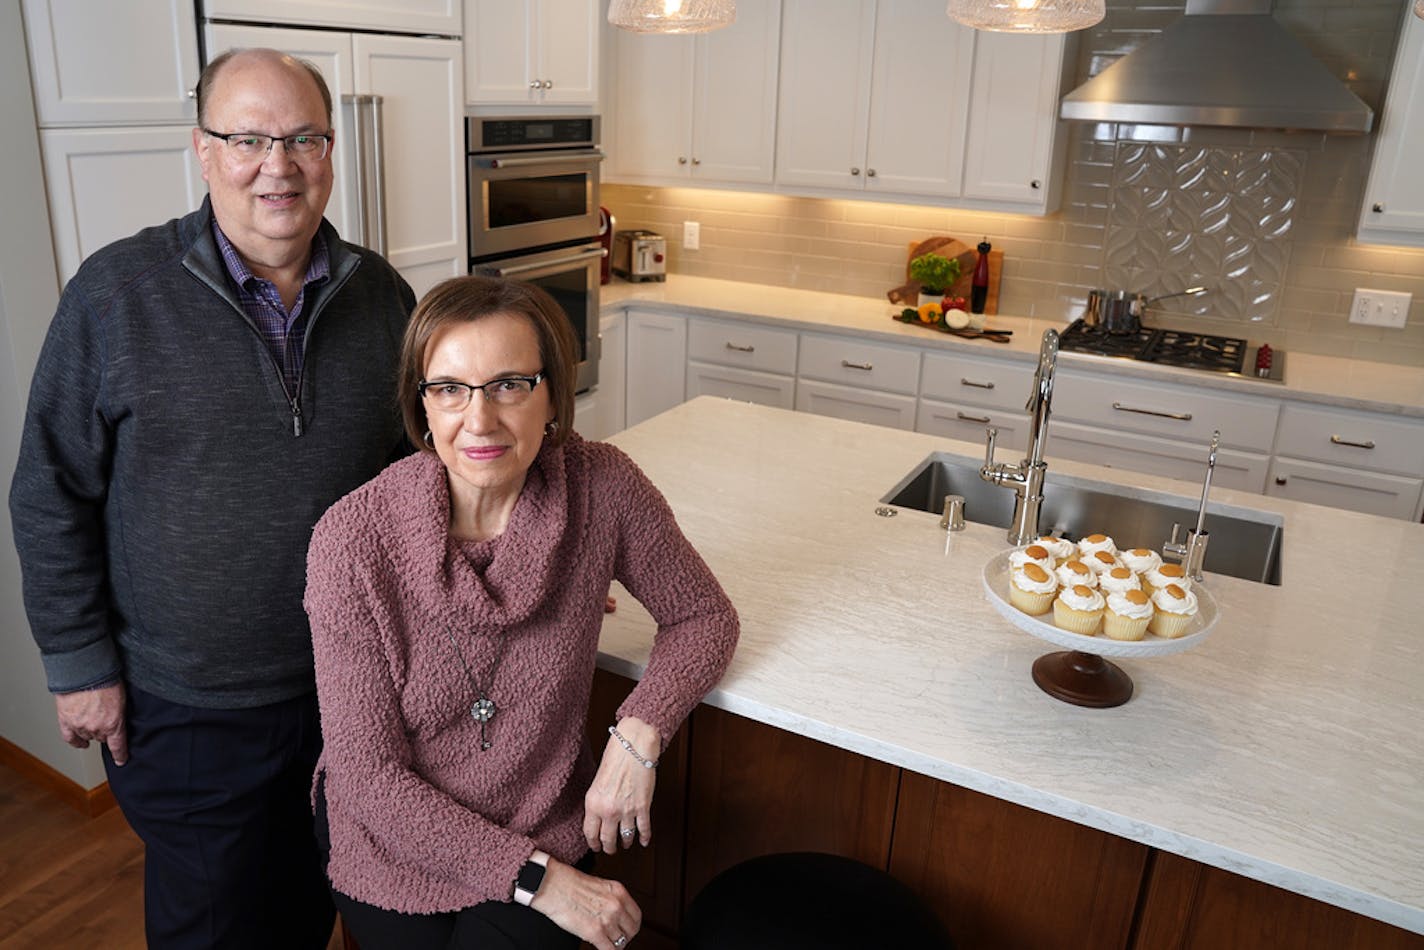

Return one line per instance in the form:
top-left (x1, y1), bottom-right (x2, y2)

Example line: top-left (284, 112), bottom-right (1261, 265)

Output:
top-left (1163, 429), bottom-right (1220, 582)
top-left (981, 329), bottom-right (1059, 546)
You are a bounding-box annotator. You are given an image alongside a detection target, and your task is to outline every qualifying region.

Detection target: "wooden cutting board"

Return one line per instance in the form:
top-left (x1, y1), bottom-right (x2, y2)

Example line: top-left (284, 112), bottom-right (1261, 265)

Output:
top-left (887, 236), bottom-right (1003, 314)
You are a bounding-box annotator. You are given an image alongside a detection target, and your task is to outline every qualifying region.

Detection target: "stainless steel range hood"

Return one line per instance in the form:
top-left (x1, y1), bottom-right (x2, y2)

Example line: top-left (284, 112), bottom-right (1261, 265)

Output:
top-left (1059, 0), bottom-right (1374, 133)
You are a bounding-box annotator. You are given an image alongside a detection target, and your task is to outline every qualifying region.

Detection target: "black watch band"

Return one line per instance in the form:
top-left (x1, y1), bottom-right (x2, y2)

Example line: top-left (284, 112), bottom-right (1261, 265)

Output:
top-left (514, 851), bottom-right (548, 906)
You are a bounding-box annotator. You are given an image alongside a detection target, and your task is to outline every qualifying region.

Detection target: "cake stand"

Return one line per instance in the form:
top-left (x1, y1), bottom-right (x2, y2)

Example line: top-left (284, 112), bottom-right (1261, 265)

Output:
top-left (981, 550), bottom-right (1220, 708)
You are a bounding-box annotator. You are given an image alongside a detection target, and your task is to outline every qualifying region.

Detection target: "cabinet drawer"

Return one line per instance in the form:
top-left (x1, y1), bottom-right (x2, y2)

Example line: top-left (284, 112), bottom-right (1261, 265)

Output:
top-left (795, 379), bottom-right (917, 430)
top-left (797, 333), bottom-right (921, 395)
top-left (1266, 457), bottom-right (1424, 520)
top-left (916, 399), bottom-right (1029, 453)
top-left (1050, 421), bottom-right (1270, 494)
top-left (687, 361), bottom-right (795, 410)
top-left (920, 351), bottom-right (1033, 414)
top-left (687, 318), bottom-right (799, 375)
top-left (1274, 403), bottom-right (1424, 477)
top-left (1053, 370), bottom-right (1279, 451)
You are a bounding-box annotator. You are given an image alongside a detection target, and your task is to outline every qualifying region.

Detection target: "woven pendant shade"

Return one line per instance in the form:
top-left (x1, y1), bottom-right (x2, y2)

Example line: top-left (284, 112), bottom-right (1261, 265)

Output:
top-left (1416, 0), bottom-right (1423, 20)
top-left (608, 0), bottom-right (736, 33)
top-left (947, 0), bottom-right (1103, 33)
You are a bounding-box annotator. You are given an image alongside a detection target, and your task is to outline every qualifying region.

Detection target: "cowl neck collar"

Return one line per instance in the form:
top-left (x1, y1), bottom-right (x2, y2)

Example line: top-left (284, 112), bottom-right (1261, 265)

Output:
top-left (397, 441), bottom-right (571, 634)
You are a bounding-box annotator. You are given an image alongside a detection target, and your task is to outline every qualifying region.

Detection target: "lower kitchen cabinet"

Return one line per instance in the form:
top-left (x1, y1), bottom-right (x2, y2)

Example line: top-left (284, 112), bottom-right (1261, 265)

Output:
top-left (916, 397), bottom-right (1029, 452)
top-left (795, 377), bottom-right (917, 429)
top-left (625, 310), bottom-right (688, 429)
top-left (686, 361), bottom-right (795, 409)
top-left (1265, 456), bottom-right (1424, 520)
top-left (575, 310), bottom-right (627, 441)
top-left (1049, 420), bottom-right (1272, 493)
top-left (889, 771), bottom-right (1148, 950)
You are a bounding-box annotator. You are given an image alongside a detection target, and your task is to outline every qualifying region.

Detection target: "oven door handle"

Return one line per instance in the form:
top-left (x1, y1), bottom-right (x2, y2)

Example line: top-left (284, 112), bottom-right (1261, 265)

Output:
top-left (485, 246), bottom-right (606, 277)
top-left (481, 149), bottom-right (606, 169)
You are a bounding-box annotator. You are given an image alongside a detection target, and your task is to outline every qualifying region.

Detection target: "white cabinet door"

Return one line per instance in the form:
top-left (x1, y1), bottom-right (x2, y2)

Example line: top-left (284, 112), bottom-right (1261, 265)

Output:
top-left (355, 34), bottom-right (467, 298)
top-left (686, 362), bottom-right (796, 409)
top-left (41, 126), bottom-right (207, 283)
top-left (203, 0), bottom-right (461, 36)
top-left (1357, 13), bottom-right (1424, 246)
top-left (625, 310), bottom-right (687, 427)
top-left (962, 31), bottom-right (1067, 210)
top-left (1266, 457), bottom-right (1424, 521)
top-left (863, 0), bottom-right (974, 198)
top-left (464, 0), bottom-right (598, 106)
top-left (609, 0), bottom-right (779, 184)
top-left (916, 399), bottom-right (1028, 453)
top-left (774, 0), bottom-right (874, 191)
top-left (23, 0), bottom-right (200, 127)
top-left (795, 378), bottom-right (917, 430)
top-left (1048, 421), bottom-right (1271, 493)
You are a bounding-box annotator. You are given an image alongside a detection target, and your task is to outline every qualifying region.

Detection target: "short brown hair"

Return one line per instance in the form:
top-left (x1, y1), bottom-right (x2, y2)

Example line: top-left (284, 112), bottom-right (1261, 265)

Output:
top-left (196, 48), bottom-right (333, 128)
top-left (397, 276), bottom-right (580, 452)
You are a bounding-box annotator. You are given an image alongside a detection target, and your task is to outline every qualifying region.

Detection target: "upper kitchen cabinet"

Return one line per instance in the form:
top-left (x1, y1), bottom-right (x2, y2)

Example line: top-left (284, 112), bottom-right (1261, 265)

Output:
top-left (1357, 12), bottom-right (1424, 247)
top-left (202, 0), bottom-right (460, 36)
top-left (464, 0), bottom-right (599, 107)
top-left (22, 0), bottom-right (199, 126)
top-left (776, 0), bottom-right (975, 198)
top-left (607, 0), bottom-right (781, 185)
top-left (207, 24), bottom-right (468, 299)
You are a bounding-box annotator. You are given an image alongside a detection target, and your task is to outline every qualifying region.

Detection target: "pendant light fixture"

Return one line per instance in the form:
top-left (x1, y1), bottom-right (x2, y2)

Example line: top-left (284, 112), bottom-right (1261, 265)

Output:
top-left (608, 0), bottom-right (736, 34)
top-left (947, 0), bottom-right (1104, 33)
top-left (1416, 0), bottom-right (1423, 20)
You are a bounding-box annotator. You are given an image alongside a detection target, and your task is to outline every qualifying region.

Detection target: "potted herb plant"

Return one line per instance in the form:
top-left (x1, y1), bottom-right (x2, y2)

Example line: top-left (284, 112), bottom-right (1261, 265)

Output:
top-left (909, 252), bottom-right (962, 308)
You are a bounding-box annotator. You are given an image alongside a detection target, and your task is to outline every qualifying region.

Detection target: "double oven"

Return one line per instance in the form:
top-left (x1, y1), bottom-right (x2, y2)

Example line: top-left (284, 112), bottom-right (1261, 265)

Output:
top-left (467, 115), bottom-right (604, 393)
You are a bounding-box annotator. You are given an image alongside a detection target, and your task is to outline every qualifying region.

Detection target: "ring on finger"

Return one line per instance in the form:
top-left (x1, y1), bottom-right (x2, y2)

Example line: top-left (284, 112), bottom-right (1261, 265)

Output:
top-left (620, 827), bottom-right (635, 839)
top-left (614, 935), bottom-right (627, 948)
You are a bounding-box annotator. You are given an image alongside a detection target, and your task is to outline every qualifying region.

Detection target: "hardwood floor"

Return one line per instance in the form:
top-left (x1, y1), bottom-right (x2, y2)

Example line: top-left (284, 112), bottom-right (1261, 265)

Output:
top-left (0, 761), bottom-right (344, 949)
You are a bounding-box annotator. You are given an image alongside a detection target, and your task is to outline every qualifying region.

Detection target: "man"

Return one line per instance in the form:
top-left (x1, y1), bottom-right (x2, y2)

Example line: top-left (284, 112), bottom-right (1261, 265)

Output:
top-left (9, 49), bottom-right (415, 948)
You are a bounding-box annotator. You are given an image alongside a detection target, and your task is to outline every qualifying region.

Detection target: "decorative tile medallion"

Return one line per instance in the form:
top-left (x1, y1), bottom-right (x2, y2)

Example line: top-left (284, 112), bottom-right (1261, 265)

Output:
top-left (1104, 143), bottom-right (1305, 325)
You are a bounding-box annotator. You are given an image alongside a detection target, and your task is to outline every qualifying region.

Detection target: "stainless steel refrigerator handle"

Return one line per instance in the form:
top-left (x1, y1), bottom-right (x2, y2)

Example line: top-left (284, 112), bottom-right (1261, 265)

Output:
top-left (483, 150), bottom-right (606, 169)
top-left (368, 94), bottom-right (387, 256)
top-left (343, 94), bottom-right (369, 249)
top-left (487, 247), bottom-right (605, 277)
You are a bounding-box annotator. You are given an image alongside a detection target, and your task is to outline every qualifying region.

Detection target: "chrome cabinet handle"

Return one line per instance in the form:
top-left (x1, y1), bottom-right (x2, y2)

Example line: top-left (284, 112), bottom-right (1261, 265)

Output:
top-left (678, 156), bottom-right (688, 165)
top-left (542, 80), bottom-right (554, 89)
top-left (1330, 434), bottom-right (1376, 449)
top-left (850, 167), bottom-right (861, 176)
top-left (692, 157), bottom-right (701, 165)
top-left (530, 80), bottom-right (542, 90)
top-left (1112, 402), bottom-right (1192, 421)
top-left (725, 342), bottom-right (755, 353)
top-left (956, 411), bottom-right (991, 424)
top-left (1275, 476), bottom-right (1287, 486)
top-left (1031, 179), bottom-right (1042, 189)
top-left (841, 359), bottom-right (873, 371)
top-left (867, 168), bottom-right (877, 178)
top-left (1372, 202), bottom-right (1385, 213)
top-left (960, 378), bottom-right (995, 389)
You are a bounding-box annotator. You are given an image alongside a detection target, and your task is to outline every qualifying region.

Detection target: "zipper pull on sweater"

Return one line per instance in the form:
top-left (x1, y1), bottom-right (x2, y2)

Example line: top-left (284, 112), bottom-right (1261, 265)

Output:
top-left (292, 400), bottom-right (304, 437)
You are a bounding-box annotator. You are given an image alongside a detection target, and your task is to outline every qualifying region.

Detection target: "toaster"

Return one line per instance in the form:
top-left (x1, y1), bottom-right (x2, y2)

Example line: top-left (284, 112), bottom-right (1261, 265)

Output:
top-left (611, 229), bottom-right (667, 282)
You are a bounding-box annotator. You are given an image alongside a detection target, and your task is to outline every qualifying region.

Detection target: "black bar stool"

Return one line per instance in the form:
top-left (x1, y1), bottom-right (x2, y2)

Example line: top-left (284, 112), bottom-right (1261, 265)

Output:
top-left (681, 852), bottom-right (955, 949)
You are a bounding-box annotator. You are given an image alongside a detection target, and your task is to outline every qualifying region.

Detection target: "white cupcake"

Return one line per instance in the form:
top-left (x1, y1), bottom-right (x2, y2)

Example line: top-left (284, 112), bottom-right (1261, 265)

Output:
top-left (1008, 562), bottom-right (1057, 615)
top-left (1104, 589), bottom-right (1154, 641)
top-left (1077, 533), bottom-right (1117, 561)
top-left (1084, 549), bottom-right (1121, 576)
top-left (1119, 547), bottom-right (1163, 575)
top-left (1143, 562), bottom-right (1191, 596)
top-left (1033, 536), bottom-right (1076, 565)
top-left (1148, 583), bottom-right (1199, 638)
top-left (1052, 584), bottom-right (1105, 636)
top-left (1099, 566), bottom-right (1142, 596)
top-left (1055, 559), bottom-right (1098, 590)
top-left (1009, 544), bottom-right (1055, 575)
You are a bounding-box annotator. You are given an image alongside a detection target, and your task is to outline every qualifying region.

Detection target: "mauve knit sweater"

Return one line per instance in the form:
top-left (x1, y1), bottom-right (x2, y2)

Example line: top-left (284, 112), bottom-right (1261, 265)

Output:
top-left (304, 435), bottom-right (738, 913)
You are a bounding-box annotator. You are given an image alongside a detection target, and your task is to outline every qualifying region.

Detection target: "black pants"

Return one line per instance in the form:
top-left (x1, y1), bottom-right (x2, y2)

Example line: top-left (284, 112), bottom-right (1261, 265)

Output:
top-left (103, 684), bottom-right (334, 950)
top-left (315, 777), bottom-right (587, 950)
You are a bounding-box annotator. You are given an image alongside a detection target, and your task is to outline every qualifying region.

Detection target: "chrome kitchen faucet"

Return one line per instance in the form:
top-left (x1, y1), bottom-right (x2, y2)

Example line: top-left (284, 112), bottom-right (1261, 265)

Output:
top-left (980, 329), bottom-right (1059, 546)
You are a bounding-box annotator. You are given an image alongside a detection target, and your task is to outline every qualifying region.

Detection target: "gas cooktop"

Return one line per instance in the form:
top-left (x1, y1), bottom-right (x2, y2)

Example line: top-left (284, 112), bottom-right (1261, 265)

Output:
top-left (1057, 319), bottom-right (1284, 383)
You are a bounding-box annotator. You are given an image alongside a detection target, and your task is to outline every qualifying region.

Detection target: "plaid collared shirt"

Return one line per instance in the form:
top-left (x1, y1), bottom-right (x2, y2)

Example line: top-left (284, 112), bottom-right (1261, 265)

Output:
top-left (212, 220), bottom-right (331, 396)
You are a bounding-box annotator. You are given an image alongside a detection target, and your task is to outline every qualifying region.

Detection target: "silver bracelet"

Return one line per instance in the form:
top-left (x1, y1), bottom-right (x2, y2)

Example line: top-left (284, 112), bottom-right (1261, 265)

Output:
top-left (608, 725), bottom-right (657, 769)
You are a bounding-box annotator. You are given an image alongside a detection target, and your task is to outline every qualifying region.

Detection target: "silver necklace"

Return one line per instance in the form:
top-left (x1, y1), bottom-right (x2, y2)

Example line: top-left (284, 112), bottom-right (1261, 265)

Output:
top-left (441, 627), bottom-right (508, 751)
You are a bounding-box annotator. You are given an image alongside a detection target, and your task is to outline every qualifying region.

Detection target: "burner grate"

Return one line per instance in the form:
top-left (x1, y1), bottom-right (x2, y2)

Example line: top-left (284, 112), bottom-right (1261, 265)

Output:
top-left (1058, 320), bottom-right (1254, 376)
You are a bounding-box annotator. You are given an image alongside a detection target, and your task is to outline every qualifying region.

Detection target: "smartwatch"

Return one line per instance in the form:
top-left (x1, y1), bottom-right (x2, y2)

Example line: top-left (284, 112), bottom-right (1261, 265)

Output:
top-left (514, 850), bottom-right (550, 906)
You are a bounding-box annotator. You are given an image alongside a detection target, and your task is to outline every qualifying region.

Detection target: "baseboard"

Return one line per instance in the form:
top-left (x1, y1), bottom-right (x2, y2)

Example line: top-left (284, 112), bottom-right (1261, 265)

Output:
top-left (0, 735), bottom-right (115, 817)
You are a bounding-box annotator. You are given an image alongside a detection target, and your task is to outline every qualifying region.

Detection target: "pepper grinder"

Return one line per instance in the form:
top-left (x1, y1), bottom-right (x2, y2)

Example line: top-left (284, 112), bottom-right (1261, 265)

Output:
top-left (971, 238), bottom-right (991, 315)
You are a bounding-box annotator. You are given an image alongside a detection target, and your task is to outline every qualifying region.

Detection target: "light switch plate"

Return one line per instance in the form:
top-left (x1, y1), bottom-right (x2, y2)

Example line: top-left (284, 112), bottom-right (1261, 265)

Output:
top-left (1349, 288), bottom-right (1411, 328)
top-left (683, 221), bottom-right (700, 251)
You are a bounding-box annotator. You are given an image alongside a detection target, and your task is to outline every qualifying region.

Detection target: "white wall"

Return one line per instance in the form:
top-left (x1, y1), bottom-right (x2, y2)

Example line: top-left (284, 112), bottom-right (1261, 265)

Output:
top-left (1, 0), bottom-right (107, 789)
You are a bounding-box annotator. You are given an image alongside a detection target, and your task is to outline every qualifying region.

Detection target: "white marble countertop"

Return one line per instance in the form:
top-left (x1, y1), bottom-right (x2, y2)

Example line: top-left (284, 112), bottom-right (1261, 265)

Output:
top-left (595, 396), bottom-right (1424, 935)
top-left (602, 275), bottom-right (1424, 418)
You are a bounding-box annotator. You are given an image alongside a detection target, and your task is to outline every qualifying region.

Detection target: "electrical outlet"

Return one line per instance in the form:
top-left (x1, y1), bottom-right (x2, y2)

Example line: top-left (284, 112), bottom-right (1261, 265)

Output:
top-left (683, 220), bottom-right (700, 251)
top-left (1350, 288), bottom-right (1411, 328)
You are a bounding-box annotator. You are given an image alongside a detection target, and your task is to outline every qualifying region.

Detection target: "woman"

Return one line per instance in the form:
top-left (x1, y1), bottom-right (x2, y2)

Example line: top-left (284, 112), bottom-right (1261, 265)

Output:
top-left (305, 276), bottom-right (739, 949)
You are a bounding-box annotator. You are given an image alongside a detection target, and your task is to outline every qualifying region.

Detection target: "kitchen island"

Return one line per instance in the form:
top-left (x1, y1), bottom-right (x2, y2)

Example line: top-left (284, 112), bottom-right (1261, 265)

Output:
top-left (594, 396), bottom-right (1423, 944)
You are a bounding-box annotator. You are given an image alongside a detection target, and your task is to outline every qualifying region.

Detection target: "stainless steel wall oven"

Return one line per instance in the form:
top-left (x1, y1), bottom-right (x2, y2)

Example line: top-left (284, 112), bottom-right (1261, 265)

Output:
top-left (467, 116), bottom-right (603, 394)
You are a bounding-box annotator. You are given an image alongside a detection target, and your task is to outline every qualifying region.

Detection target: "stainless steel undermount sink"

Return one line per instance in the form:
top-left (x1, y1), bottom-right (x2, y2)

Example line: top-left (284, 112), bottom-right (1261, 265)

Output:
top-left (882, 453), bottom-right (1284, 585)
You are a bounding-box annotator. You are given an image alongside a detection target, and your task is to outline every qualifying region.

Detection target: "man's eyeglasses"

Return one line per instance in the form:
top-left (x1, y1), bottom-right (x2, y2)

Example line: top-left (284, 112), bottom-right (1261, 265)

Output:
top-left (419, 374), bottom-right (545, 412)
top-left (202, 129), bottom-right (333, 163)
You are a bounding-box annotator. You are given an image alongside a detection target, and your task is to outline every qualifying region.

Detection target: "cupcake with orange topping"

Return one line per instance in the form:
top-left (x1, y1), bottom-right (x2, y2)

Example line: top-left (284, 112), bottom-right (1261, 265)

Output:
top-left (1077, 533), bottom-right (1117, 562)
top-left (1009, 544), bottom-right (1055, 575)
top-left (1008, 562), bottom-right (1058, 615)
top-left (1104, 589), bottom-right (1154, 641)
top-left (1143, 562), bottom-right (1191, 597)
top-left (1148, 583), bottom-right (1199, 638)
top-left (1119, 547), bottom-right (1163, 576)
top-left (1033, 535), bottom-right (1076, 565)
top-left (1053, 584), bottom-right (1105, 636)
top-left (1055, 559), bottom-right (1098, 590)
top-left (1084, 549), bottom-right (1121, 576)
top-left (1099, 566), bottom-right (1142, 597)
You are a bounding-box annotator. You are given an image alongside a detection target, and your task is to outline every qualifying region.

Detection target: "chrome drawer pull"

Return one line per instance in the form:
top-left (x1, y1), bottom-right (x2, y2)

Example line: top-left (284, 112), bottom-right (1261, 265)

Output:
top-left (957, 412), bottom-right (991, 424)
top-left (1330, 434), bottom-right (1376, 450)
top-left (841, 360), bottom-right (873, 371)
top-left (725, 342), bottom-right (755, 353)
top-left (960, 378), bottom-right (995, 389)
top-left (1112, 402), bottom-right (1192, 421)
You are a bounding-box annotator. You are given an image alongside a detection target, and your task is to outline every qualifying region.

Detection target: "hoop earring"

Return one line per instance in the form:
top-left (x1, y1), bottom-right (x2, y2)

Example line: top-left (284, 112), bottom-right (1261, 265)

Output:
top-left (544, 421), bottom-right (557, 437)
top-left (423, 430), bottom-right (434, 447)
